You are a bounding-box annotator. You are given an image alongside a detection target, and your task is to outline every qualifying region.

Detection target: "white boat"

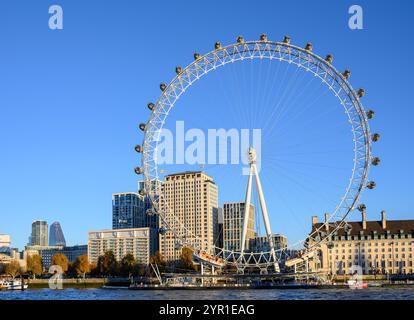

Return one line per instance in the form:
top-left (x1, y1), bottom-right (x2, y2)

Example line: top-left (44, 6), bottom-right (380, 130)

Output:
top-left (0, 279), bottom-right (28, 290)
top-left (347, 279), bottom-right (368, 289)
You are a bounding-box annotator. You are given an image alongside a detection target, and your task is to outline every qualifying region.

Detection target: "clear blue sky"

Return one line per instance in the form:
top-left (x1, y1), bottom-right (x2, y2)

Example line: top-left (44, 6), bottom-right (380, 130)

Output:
top-left (0, 0), bottom-right (413, 250)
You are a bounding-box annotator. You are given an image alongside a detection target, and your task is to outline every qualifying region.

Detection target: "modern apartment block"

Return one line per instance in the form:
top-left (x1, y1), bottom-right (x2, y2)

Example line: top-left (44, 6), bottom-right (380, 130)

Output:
top-left (112, 192), bottom-right (158, 230)
top-left (223, 202), bottom-right (254, 253)
top-left (310, 211), bottom-right (414, 275)
top-left (160, 171), bottom-right (219, 262)
top-left (88, 228), bottom-right (156, 265)
top-left (30, 221), bottom-right (48, 246)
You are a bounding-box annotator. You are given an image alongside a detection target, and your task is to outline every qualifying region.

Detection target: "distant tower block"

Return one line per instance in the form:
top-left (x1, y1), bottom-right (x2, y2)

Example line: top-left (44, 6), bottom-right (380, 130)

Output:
top-left (49, 222), bottom-right (66, 246)
top-left (240, 147), bottom-right (280, 273)
top-left (31, 221), bottom-right (48, 246)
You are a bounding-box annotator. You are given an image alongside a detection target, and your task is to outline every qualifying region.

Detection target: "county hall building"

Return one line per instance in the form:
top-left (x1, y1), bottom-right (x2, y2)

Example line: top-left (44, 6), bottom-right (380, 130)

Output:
top-left (310, 210), bottom-right (414, 275)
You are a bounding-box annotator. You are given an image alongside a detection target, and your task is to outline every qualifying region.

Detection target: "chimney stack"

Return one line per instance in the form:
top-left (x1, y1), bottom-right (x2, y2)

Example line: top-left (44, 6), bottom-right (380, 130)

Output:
top-left (362, 209), bottom-right (367, 230)
top-left (312, 216), bottom-right (318, 225)
top-left (381, 210), bottom-right (386, 229)
top-left (324, 213), bottom-right (329, 231)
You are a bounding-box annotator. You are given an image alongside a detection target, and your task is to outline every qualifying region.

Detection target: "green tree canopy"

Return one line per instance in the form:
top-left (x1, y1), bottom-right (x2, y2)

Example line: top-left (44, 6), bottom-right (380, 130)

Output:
top-left (97, 251), bottom-right (118, 276)
top-left (132, 263), bottom-right (146, 276)
top-left (95, 255), bottom-right (105, 275)
top-left (120, 254), bottom-right (136, 276)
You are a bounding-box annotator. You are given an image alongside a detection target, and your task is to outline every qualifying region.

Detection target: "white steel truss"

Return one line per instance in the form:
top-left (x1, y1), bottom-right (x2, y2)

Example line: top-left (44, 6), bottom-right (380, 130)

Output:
top-left (240, 147), bottom-right (280, 272)
top-left (139, 37), bottom-right (374, 270)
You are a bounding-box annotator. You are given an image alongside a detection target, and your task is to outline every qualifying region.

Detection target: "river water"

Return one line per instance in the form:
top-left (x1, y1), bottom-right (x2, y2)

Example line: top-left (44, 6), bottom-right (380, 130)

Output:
top-left (1, 287), bottom-right (414, 300)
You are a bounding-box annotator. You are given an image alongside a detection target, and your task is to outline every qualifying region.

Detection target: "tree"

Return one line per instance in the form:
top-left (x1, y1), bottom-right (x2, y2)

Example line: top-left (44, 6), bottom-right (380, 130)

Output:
top-left (5, 260), bottom-right (22, 279)
top-left (132, 263), bottom-right (146, 276)
top-left (120, 254), bottom-right (136, 277)
top-left (95, 255), bottom-right (105, 275)
top-left (51, 253), bottom-right (69, 273)
top-left (0, 263), bottom-right (6, 275)
top-left (179, 247), bottom-right (195, 271)
top-left (150, 251), bottom-right (164, 265)
top-left (89, 262), bottom-right (98, 276)
top-left (73, 255), bottom-right (90, 279)
top-left (150, 251), bottom-right (166, 272)
top-left (26, 254), bottom-right (43, 279)
top-left (96, 251), bottom-right (118, 276)
top-left (66, 262), bottom-right (77, 277)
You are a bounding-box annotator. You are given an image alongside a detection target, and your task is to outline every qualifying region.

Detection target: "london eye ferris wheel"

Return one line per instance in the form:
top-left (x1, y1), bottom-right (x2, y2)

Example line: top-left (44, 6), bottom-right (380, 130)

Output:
top-left (134, 34), bottom-right (380, 272)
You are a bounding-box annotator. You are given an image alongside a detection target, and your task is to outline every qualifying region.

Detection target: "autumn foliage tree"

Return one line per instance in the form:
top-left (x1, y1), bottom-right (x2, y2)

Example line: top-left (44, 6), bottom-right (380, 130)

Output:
top-left (73, 255), bottom-right (90, 279)
top-left (150, 251), bottom-right (165, 265)
top-left (150, 251), bottom-right (167, 272)
top-left (51, 253), bottom-right (69, 273)
top-left (26, 254), bottom-right (43, 278)
top-left (179, 247), bottom-right (195, 271)
top-left (5, 260), bottom-right (22, 279)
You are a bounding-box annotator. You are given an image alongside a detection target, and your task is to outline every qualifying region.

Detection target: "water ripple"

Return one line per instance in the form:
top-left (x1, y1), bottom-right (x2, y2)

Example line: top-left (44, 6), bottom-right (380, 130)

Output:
top-left (1, 287), bottom-right (414, 300)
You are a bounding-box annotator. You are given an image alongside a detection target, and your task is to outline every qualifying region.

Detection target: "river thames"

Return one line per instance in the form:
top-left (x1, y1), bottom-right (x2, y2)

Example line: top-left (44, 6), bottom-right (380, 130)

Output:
top-left (1, 287), bottom-right (414, 300)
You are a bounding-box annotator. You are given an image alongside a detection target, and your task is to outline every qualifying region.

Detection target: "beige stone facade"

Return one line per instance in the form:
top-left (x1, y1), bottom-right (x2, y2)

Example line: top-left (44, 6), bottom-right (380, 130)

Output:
top-left (159, 171), bottom-right (218, 262)
top-left (310, 211), bottom-right (414, 275)
top-left (88, 228), bottom-right (155, 265)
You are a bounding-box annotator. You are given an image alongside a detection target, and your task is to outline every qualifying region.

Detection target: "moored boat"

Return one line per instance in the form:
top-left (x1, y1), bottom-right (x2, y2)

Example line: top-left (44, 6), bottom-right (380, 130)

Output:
top-left (0, 279), bottom-right (28, 290)
top-left (347, 279), bottom-right (368, 289)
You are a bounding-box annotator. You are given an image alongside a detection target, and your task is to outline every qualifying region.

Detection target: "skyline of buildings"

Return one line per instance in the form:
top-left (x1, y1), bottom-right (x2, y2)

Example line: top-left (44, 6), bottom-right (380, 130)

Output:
top-left (24, 221), bottom-right (87, 270)
top-left (3, 169), bottom-right (414, 276)
top-left (2, 170), bottom-right (292, 267)
top-left (1, 220), bottom-right (87, 271)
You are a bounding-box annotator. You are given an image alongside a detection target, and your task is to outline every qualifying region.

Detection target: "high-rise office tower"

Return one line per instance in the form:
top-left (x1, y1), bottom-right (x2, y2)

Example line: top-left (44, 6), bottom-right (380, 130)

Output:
top-left (160, 171), bottom-right (218, 262)
top-left (223, 202), bottom-right (255, 253)
top-left (112, 192), bottom-right (158, 230)
top-left (30, 220), bottom-right (48, 246)
top-left (49, 222), bottom-right (66, 246)
top-left (214, 208), bottom-right (224, 252)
